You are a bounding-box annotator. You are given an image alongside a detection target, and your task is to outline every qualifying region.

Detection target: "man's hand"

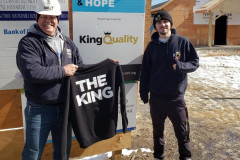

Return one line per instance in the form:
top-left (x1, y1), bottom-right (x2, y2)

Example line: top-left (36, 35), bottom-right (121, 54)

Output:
top-left (173, 57), bottom-right (178, 70)
top-left (110, 59), bottom-right (119, 63)
top-left (64, 64), bottom-right (78, 76)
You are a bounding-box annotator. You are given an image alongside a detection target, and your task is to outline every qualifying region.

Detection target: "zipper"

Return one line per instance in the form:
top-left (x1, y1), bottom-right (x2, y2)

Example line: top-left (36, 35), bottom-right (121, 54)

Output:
top-left (61, 41), bottom-right (66, 66)
top-left (167, 41), bottom-right (169, 55)
top-left (74, 55), bottom-right (78, 65)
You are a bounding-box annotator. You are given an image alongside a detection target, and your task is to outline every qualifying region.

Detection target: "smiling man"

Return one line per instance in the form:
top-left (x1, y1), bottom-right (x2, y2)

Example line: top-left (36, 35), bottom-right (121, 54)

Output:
top-left (16, 0), bottom-right (85, 159)
top-left (37, 15), bottom-right (58, 36)
top-left (140, 10), bottom-right (199, 160)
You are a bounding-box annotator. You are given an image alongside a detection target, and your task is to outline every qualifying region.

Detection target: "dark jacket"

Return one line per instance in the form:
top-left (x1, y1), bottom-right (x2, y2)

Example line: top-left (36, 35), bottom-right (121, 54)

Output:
top-left (140, 29), bottom-right (199, 103)
top-left (16, 31), bottom-right (84, 104)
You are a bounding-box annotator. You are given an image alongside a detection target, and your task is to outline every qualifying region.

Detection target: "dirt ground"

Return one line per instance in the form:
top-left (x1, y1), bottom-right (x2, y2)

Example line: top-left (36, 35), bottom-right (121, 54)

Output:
top-left (122, 47), bottom-right (240, 160)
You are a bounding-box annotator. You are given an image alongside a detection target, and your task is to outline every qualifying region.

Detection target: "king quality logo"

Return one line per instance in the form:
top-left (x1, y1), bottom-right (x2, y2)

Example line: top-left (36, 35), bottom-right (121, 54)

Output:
top-left (79, 32), bottom-right (139, 45)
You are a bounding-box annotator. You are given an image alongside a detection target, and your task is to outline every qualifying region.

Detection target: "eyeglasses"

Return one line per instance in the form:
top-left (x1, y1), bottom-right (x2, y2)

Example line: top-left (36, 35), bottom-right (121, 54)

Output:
top-left (40, 16), bottom-right (57, 21)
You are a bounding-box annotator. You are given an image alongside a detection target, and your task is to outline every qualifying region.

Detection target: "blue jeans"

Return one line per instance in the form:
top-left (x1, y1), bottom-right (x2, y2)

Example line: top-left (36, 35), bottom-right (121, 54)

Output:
top-left (22, 100), bottom-right (71, 160)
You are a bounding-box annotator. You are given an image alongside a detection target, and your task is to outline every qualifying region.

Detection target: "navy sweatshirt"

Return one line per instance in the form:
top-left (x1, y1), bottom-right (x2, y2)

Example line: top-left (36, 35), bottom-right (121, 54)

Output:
top-left (140, 29), bottom-right (199, 103)
top-left (16, 29), bottom-right (84, 104)
top-left (61, 59), bottom-right (128, 158)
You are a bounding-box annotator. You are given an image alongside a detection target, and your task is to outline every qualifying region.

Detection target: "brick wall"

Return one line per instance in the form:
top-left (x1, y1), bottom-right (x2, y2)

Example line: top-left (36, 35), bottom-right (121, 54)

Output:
top-left (148, 0), bottom-right (240, 46)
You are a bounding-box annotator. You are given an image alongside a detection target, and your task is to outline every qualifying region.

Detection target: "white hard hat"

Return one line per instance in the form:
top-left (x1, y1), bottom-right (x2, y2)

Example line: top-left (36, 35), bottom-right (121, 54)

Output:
top-left (36, 0), bottom-right (62, 16)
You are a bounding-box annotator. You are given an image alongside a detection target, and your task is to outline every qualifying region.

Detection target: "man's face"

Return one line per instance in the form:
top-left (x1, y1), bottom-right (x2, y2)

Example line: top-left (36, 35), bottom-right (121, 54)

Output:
top-left (38, 14), bottom-right (58, 36)
top-left (155, 19), bottom-right (171, 36)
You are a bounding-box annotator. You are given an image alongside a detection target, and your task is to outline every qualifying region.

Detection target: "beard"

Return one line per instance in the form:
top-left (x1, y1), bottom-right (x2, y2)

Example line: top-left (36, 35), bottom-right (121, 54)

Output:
top-left (158, 27), bottom-right (171, 37)
top-left (159, 31), bottom-right (167, 35)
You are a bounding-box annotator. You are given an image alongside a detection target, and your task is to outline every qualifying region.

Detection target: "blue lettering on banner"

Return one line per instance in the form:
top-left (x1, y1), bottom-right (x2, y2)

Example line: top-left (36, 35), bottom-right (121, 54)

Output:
top-left (3, 28), bottom-right (29, 35)
top-left (0, 11), bottom-right (69, 21)
top-left (73, 0), bottom-right (145, 13)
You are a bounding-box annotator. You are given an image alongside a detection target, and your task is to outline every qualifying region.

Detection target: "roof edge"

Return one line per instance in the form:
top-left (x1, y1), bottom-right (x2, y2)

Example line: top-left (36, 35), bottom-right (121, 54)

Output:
top-left (151, 0), bottom-right (175, 13)
top-left (195, 0), bottom-right (225, 13)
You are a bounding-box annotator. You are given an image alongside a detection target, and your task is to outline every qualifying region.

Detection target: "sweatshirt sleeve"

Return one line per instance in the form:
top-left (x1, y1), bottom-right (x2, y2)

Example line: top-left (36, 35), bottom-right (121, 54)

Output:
top-left (116, 64), bottom-right (128, 133)
top-left (139, 44), bottom-right (151, 103)
top-left (176, 40), bottom-right (199, 73)
top-left (16, 37), bottom-right (65, 83)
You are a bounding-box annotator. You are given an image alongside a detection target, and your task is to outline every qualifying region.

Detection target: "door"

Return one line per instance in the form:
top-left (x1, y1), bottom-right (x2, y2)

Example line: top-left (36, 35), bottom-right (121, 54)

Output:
top-left (214, 15), bottom-right (227, 45)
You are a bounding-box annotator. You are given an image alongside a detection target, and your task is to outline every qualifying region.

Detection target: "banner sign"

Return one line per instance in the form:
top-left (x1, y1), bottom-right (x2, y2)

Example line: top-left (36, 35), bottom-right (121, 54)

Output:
top-left (0, 11), bottom-right (68, 21)
top-left (0, 0), bottom-right (69, 90)
top-left (73, 0), bottom-right (145, 13)
top-left (72, 0), bottom-right (146, 131)
top-left (72, 0), bottom-right (145, 66)
top-left (116, 82), bottom-right (137, 132)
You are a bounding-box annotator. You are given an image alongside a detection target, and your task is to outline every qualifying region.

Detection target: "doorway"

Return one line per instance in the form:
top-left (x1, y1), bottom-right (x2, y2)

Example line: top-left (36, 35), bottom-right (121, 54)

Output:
top-left (214, 15), bottom-right (228, 45)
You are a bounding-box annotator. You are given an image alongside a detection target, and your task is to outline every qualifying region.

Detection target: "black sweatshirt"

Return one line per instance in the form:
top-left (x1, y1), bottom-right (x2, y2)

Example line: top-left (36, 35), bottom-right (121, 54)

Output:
top-left (61, 59), bottom-right (128, 158)
top-left (140, 29), bottom-right (199, 103)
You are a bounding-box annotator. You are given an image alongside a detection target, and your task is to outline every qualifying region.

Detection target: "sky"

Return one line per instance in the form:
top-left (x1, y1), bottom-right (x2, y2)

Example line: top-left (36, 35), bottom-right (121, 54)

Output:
top-left (151, 0), bottom-right (168, 6)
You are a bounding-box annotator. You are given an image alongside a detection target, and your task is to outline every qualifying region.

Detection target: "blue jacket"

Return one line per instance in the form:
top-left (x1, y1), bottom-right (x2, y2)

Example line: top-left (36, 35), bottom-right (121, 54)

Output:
top-left (16, 32), bottom-right (84, 104)
top-left (140, 29), bottom-right (199, 103)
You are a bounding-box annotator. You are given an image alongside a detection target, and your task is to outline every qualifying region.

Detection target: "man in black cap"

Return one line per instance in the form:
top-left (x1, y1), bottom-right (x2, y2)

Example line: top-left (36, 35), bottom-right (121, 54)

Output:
top-left (139, 10), bottom-right (199, 160)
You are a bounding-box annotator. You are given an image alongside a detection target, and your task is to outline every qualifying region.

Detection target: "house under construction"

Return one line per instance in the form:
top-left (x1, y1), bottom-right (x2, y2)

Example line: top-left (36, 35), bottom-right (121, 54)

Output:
top-left (151, 0), bottom-right (240, 46)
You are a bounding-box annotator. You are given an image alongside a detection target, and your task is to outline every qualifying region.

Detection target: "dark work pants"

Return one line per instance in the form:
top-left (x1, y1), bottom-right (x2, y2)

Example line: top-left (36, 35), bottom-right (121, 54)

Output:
top-left (149, 93), bottom-right (191, 159)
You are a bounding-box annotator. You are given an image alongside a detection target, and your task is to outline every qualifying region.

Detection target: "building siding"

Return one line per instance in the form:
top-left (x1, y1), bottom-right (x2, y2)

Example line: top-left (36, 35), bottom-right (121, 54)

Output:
top-left (150, 0), bottom-right (240, 46)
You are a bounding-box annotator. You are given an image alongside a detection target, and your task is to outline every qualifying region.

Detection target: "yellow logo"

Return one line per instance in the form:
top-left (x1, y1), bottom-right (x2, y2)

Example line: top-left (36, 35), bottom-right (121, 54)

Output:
top-left (103, 33), bottom-right (138, 45)
top-left (175, 52), bottom-right (181, 59)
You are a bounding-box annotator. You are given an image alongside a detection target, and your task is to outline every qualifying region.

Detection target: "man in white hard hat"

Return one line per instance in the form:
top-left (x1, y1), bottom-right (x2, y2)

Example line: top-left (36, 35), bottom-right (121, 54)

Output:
top-left (16, 0), bottom-right (83, 159)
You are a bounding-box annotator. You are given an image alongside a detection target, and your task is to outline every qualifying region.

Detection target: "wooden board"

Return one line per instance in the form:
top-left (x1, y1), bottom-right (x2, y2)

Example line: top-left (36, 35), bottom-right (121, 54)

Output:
top-left (69, 132), bottom-right (131, 159)
top-left (0, 89), bottom-right (22, 129)
top-left (0, 129), bottom-right (24, 160)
